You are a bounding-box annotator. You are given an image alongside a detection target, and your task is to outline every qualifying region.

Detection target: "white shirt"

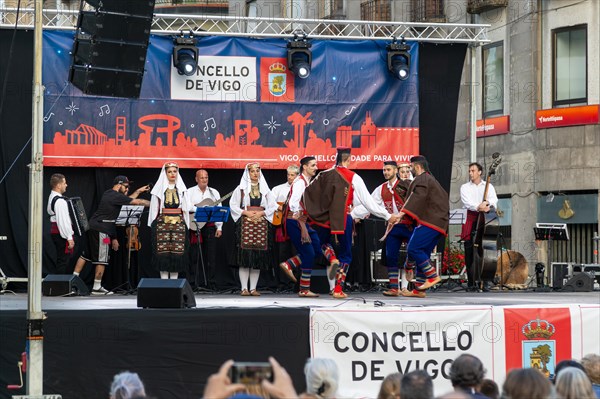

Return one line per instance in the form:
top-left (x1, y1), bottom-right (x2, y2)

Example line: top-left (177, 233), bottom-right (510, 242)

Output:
top-left (271, 182), bottom-right (292, 203)
top-left (288, 175), bottom-right (311, 213)
top-left (352, 179), bottom-right (398, 219)
top-left (460, 180), bottom-right (498, 212)
top-left (349, 171), bottom-right (390, 221)
top-left (187, 185), bottom-right (223, 231)
top-left (47, 190), bottom-right (74, 240)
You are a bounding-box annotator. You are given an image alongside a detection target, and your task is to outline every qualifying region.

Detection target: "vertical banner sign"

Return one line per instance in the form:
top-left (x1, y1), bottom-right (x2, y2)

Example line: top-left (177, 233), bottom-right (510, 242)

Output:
top-left (310, 307), bottom-right (496, 397)
top-left (42, 31), bottom-right (420, 169)
top-left (503, 307), bottom-right (572, 379)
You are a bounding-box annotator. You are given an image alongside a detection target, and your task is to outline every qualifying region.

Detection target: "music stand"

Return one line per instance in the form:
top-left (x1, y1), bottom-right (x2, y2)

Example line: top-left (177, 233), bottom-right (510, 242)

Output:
top-left (115, 205), bottom-right (144, 293)
top-left (534, 223), bottom-right (569, 289)
top-left (193, 207), bottom-right (230, 291)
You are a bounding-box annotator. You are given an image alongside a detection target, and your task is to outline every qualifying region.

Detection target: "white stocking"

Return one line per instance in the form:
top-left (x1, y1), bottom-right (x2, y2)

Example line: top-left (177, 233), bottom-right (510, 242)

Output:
top-left (169, 272), bottom-right (178, 279)
top-left (401, 270), bottom-right (408, 289)
top-left (249, 269), bottom-right (260, 291)
top-left (239, 268), bottom-right (250, 290)
top-left (160, 271), bottom-right (169, 279)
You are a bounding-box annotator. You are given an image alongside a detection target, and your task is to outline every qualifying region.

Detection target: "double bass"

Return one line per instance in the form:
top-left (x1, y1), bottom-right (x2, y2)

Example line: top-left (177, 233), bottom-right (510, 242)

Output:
top-left (471, 153), bottom-right (502, 289)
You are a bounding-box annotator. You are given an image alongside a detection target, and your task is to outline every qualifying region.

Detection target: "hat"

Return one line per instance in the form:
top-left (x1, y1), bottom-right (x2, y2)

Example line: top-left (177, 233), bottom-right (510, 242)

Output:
top-left (300, 156), bottom-right (316, 166)
top-left (113, 175), bottom-right (131, 185)
top-left (383, 161), bottom-right (398, 167)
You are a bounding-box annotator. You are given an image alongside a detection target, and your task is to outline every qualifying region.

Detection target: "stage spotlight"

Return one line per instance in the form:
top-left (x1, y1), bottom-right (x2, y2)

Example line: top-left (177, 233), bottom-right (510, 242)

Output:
top-left (287, 34), bottom-right (312, 79)
top-left (173, 34), bottom-right (198, 76)
top-left (387, 38), bottom-right (411, 81)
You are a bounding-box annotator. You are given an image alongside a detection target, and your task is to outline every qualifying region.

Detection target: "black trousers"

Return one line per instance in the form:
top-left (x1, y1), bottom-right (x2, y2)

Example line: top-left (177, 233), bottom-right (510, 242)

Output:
top-left (188, 225), bottom-right (217, 288)
top-left (51, 233), bottom-right (70, 274)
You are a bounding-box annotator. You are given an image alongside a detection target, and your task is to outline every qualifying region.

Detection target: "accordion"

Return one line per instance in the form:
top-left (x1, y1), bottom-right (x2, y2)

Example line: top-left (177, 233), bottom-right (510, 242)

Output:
top-left (51, 196), bottom-right (89, 236)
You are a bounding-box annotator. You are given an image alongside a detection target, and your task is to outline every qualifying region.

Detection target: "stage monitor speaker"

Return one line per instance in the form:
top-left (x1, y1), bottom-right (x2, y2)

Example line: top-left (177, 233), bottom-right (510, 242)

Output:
top-left (42, 275), bottom-right (89, 296)
top-left (137, 278), bottom-right (196, 308)
top-left (562, 273), bottom-right (594, 292)
top-left (68, 0), bottom-right (156, 98)
top-left (551, 263), bottom-right (569, 289)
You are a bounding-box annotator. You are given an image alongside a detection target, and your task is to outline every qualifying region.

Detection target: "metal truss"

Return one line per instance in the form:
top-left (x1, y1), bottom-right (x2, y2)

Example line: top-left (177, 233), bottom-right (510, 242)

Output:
top-left (0, 7), bottom-right (489, 43)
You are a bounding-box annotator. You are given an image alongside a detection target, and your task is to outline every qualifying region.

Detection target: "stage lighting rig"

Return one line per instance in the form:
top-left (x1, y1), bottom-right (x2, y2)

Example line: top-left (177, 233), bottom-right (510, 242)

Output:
top-left (287, 33), bottom-right (312, 79)
top-left (173, 32), bottom-right (198, 76)
top-left (387, 37), bottom-right (411, 81)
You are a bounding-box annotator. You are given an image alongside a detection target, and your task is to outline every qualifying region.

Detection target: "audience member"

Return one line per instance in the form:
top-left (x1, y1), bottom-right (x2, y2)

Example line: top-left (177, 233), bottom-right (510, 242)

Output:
top-left (377, 372), bottom-right (402, 399)
top-left (554, 359), bottom-right (585, 381)
top-left (400, 370), bottom-right (433, 399)
top-left (478, 379), bottom-right (499, 399)
top-left (204, 358), bottom-right (298, 399)
top-left (501, 368), bottom-right (555, 399)
top-left (109, 371), bottom-right (146, 399)
top-left (581, 354), bottom-right (600, 398)
top-left (449, 354), bottom-right (488, 398)
top-left (555, 367), bottom-right (595, 399)
top-left (302, 358), bottom-right (339, 399)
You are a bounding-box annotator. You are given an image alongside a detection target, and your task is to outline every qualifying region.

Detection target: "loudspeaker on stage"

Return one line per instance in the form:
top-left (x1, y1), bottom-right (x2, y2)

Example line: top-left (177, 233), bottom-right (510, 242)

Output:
top-left (137, 278), bottom-right (196, 308)
top-left (561, 273), bottom-right (594, 292)
top-left (42, 274), bottom-right (89, 296)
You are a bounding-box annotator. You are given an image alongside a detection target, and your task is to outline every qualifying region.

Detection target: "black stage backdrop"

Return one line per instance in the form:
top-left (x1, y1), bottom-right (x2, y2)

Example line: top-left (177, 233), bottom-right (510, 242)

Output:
top-left (0, 30), bottom-right (466, 285)
top-left (1, 308), bottom-right (310, 399)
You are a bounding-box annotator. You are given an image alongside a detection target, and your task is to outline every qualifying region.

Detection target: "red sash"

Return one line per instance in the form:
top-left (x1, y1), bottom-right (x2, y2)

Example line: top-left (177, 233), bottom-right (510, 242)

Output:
top-left (460, 210), bottom-right (479, 240)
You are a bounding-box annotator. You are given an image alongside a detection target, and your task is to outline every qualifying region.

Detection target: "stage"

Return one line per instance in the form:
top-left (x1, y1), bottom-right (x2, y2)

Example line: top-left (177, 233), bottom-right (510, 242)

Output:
top-left (2, 288), bottom-right (599, 399)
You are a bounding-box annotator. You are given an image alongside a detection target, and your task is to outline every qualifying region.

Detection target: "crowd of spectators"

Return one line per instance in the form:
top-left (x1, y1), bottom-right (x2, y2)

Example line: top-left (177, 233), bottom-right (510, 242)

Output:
top-left (107, 352), bottom-right (600, 399)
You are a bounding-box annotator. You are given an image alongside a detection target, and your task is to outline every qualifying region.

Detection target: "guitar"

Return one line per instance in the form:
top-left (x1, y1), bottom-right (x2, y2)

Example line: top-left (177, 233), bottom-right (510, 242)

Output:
top-left (191, 190), bottom-right (234, 230)
top-left (272, 201), bottom-right (285, 226)
top-left (472, 152), bottom-right (502, 289)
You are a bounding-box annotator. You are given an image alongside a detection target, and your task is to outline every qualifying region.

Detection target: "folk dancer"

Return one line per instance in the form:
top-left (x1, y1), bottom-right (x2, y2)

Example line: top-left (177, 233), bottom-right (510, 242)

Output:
top-left (148, 162), bottom-right (191, 279)
top-left (188, 169), bottom-right (223, 290)
top-left (398, 156), bottom-right (448, 298)
top-left (303, 148), bottom-right (401, 299)
top-left (229, 162), bottom-right (278, 296)
top-left (73, 176), bottom-right (150, 294)
top-left (352, 161), bottom-right (415, 296)
top-left (278, 156), bottom-right (323, 297)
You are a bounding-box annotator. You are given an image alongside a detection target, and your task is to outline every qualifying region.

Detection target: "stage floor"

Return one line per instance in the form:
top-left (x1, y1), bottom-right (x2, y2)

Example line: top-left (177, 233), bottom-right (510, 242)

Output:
top-left (2, 288), bottom-right (599, 310)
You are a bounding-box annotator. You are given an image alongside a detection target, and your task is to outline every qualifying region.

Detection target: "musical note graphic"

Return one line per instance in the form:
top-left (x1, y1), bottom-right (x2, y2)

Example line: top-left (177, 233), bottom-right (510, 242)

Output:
top-left (99, 104), bottom-right (110, 117)
top-left (43, 112), bottom-right (55, 122)
top-left (203, 117), bottom-right (216, 132)
top-left (344, 106), bottom-right (356, 115)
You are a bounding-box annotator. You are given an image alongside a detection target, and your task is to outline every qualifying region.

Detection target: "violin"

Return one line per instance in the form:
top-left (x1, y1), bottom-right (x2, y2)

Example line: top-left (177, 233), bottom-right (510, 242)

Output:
top-left (126, 225), bottom-right (141, 250)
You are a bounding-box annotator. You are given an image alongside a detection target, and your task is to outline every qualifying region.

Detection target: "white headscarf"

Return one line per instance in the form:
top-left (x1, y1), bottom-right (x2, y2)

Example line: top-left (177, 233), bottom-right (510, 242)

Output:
top-left (230, 162), bottom-right (277, 222)
top-left (148, 161), bottom-right (190, 228)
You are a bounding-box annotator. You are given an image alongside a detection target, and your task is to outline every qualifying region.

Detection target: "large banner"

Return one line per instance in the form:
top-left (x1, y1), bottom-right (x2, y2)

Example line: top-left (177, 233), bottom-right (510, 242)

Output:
top-left (42, 31), bottom-right (419, 169)
top-left (310, 304), bottom-right (600, 397)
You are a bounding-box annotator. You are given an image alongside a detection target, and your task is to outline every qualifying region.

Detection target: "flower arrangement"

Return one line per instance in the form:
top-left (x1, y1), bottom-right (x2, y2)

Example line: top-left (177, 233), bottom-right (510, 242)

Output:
top-left (442, 241), bottom-right (465, 275)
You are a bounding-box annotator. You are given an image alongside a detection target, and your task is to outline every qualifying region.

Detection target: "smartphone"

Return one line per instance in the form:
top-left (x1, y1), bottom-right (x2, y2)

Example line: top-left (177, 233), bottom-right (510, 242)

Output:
top-left (229, 362), bottom-right (273, 384)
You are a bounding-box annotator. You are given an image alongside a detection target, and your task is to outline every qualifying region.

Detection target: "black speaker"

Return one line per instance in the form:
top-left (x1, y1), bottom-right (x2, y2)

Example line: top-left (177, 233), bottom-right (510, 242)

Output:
top-left (562, 273), bottom-right (594, 292)
top-left (68, 0), bottom-right (156, 98)
top-left (552, 263), bottom-right (569, 289)
top-left (137, 278), bottom-right (196, 308)
top-left (42, 275), bottom-right (90, 296)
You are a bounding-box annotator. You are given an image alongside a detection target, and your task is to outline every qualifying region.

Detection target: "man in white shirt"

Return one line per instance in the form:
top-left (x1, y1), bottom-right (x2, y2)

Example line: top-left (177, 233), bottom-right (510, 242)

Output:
top-left (188, 169), bottom-right (223, 290)
top-left (460, 162), bottom-right (498, 290)
top-left (47, 173), bottom-right (75, 274)
top-left (271, 165), bottom-right (299, 204)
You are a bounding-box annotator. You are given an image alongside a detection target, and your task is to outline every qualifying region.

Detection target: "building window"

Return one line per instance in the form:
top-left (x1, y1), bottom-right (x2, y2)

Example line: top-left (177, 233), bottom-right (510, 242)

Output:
top-left (482, 41), bottom-right (503, 117)
top-left (411, 0), bottom-right (446, 23)
top-left (360, 0), bottom-right (391, 22)
top-left (553, 25), bottom-right (587, 106)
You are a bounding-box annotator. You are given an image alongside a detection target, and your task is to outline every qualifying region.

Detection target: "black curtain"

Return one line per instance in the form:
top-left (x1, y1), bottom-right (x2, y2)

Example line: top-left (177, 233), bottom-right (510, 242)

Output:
top-left (0, 29), bottom-right (466, 288)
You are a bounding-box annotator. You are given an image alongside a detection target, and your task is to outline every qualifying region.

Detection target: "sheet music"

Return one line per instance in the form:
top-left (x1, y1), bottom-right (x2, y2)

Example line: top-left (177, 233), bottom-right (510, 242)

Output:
top-left (116, 205), bottom-right (145, 226)
top-left (449, 209), bottom-right (467, 225)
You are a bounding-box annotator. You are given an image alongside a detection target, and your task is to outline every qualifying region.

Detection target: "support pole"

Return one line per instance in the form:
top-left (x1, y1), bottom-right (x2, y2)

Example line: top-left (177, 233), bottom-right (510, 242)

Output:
top-left (27, 0), bottom-right (45, 395)
top-left (469, 43), bottom-right (477, 163)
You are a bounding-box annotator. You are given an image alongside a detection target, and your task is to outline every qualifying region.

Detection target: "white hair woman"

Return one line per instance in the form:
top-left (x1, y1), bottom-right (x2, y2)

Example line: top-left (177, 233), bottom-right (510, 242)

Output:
top-left (229, 162), bottom-right (277, 296)
top-left (109, 371), bottom-right (146, 399)
top-left (148, 161), bottom-right (191, 279)
top-left (304, 358), bottom-right (339, 399)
